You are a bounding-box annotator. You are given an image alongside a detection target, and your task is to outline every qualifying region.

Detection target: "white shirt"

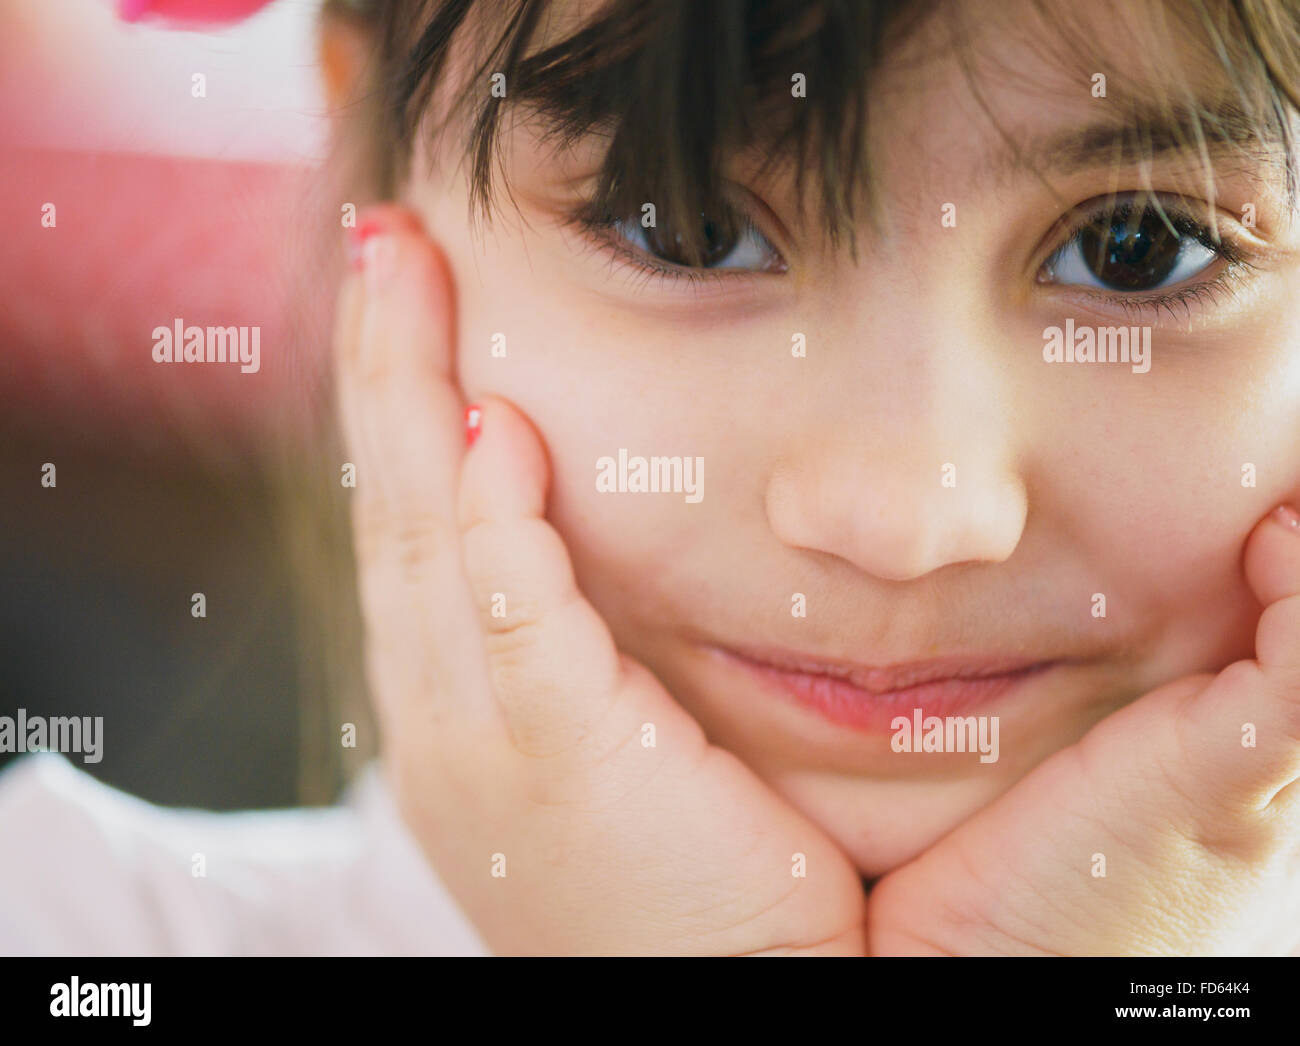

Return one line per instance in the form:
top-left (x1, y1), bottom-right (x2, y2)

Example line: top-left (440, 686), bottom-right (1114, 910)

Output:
top-left (0, 753), bottom-right (489, 956)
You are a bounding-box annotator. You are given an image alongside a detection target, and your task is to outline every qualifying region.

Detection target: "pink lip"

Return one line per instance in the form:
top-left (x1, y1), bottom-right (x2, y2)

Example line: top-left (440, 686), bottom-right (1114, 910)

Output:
top-left (710, 644), bottom-right (1057, 732)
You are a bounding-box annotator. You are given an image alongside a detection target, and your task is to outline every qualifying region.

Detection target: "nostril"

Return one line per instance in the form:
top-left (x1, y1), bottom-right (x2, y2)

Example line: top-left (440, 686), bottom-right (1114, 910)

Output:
top-left (765, 458), bottom-right (1027, 583)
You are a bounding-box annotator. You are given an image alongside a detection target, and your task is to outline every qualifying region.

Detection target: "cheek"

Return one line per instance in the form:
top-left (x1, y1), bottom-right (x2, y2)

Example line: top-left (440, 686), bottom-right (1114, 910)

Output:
top-left (418, 181), bottom-right (740, 636)
top-left (448, 288), bottom-right (705, 631)
top-left (1047, 336), bottom-right (1300, 676)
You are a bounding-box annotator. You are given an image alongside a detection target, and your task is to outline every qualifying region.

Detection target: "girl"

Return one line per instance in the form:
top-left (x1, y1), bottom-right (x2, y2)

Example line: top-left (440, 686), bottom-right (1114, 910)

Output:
top-left (5, 0), bottom-right (1300, 955)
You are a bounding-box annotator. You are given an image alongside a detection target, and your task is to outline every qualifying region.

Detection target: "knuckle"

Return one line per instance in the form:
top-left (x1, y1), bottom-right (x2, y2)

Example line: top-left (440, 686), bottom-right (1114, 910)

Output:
top-left (1255, 596), bottom-right (1300, 672)
top-left (390, 519), bottom-right (446, 575)
top-left (1190, 810), bottom-right (1278, 867)
top-left (1212, 659), bottom-right (1263, 695)
top-left (462, 517), bottom-right (577, 628)
top-left (354, 500), bottom-right (454, 578)
top-left (482, 601), bottom-right (551, 659)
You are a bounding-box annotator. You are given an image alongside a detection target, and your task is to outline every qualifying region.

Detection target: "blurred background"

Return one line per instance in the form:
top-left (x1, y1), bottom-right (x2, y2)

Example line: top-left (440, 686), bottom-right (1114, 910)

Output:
top-left (0, 0), bottom-right (369, 807)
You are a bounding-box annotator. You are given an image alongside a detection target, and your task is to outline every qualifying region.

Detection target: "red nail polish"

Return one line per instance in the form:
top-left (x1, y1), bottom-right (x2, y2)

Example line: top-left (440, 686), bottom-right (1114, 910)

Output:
top-left (465, 404), bottom-right (483, 447)
top-left (346, 218), bottom-right (387, 272)
top-left (1272, 504), bottom-right (1300, 531)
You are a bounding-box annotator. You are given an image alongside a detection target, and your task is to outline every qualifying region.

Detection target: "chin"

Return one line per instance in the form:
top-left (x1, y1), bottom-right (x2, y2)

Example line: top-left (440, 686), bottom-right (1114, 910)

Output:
top-left (768, 766), bottom-right (1017, 879)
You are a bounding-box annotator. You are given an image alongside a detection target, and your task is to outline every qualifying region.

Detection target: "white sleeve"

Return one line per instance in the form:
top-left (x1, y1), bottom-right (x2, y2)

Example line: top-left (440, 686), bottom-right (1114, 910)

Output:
top-left (0, 752), bottom-right (489, 956)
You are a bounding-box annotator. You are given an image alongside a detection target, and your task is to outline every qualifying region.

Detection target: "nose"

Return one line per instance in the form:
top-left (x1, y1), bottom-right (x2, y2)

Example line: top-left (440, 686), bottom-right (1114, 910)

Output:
top-left (764, 363), bottom-right (1028, 583)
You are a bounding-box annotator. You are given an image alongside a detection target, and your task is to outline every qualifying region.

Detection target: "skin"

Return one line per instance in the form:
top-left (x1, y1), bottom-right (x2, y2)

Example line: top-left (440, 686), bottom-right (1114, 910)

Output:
top-left (337, 217), bottom-right (1300, 956)
top-left (326, 0), bottom-right (1300, 952)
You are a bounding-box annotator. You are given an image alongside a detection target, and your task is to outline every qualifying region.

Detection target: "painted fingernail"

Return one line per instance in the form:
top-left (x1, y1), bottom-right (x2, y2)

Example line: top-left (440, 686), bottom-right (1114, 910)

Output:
top-left (360, 237), bottom-right (398, 291)
top-left (345, 221), bottom-right (374, 271)
top-left (1271, 504), bottom-right (1300, 531)
top-left (465, 404), bottom-right (483, 448)
top-left (345, 216), bottom-right (390, 278)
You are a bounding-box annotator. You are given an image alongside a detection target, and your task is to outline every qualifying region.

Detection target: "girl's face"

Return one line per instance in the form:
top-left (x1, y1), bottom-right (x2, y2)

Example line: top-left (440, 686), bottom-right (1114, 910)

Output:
top-left (403, 0), bottom-right (1300, 875)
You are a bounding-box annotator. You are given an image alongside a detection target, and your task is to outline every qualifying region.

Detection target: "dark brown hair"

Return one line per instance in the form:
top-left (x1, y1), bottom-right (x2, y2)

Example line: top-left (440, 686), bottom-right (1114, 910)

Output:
top-left (325, 0), bottom-right (1300, 262)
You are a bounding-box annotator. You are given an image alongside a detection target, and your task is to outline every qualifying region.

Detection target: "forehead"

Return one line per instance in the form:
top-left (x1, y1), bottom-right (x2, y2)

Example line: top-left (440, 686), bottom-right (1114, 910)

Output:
top-left (871, 2), bottom-right (1240, 164)
top-left (830, 0), bottom-right (1285, 218)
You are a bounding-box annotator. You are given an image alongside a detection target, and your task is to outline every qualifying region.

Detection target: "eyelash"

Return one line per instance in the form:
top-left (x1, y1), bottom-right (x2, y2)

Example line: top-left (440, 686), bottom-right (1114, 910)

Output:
top-left (561, 203), bottom-right (781, 291)
top-left (562, 193), bottom-right (1258, 319)
top-left (1040, 196), bottom-right (1257, 322)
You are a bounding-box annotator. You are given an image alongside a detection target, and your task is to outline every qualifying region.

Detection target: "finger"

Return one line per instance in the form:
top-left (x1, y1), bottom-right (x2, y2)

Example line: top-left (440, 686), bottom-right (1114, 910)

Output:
top-left (1182, 505), bottom-right (1300, 807)
top-left (334, 207), bottom-right (493, 735)
top-left (1243, 504), bottom-right (1300, 707)
top-left (457, 396), bottom-right (631, 757)
top-left (1244, 503), bottom-right (1300, 635)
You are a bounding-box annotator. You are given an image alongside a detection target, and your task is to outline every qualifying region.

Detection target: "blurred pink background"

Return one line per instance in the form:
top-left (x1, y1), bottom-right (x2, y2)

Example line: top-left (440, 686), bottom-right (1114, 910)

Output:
top-left (0, 0), bottom-right (356, 809)
top-left (0, 0), bottom-right (334, 453)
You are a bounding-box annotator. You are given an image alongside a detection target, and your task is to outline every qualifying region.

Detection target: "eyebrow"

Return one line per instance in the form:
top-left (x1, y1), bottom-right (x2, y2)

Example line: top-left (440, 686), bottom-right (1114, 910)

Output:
top-left (512, 88), bottom-right (1291, 199)
top-left (1013, 99), bottom-right (1289, 180)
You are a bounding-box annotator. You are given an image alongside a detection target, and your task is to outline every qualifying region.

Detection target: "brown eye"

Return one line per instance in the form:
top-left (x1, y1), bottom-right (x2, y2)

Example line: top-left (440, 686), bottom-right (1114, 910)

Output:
top-left (610, 204), bottom-right (782, 272)
top-left (1044, 204), bottom-right (1219, 292)
top-left (1078, 209), bottom-right (1182, 289)
top-left (643, 208), bottom-right (744, 267)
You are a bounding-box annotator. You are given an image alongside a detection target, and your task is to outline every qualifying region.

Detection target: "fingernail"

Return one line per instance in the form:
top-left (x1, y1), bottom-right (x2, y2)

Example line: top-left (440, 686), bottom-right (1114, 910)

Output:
top-left (465, 404), bottom-right (483, 448)
top-left (346, 218), bottom-right (393, 277)
top-left (345, 220), bottom-right (376, 272)
top-left (1271, 504), bottom-right (1300, 531)
top-left (361, 236), bottom-right (398, 291)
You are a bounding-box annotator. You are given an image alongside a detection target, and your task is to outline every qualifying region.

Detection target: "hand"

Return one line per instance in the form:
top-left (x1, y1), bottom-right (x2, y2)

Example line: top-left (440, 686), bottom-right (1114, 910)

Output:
top-left (333, 206), bottom-right (866, 955)
top-left (868, 505), bottom-right (1300, 956)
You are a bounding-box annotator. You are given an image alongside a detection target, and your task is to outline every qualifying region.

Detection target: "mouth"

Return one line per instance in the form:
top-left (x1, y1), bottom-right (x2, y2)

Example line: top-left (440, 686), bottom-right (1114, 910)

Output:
top-left (707, 643), bottom-right (1059, 733)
